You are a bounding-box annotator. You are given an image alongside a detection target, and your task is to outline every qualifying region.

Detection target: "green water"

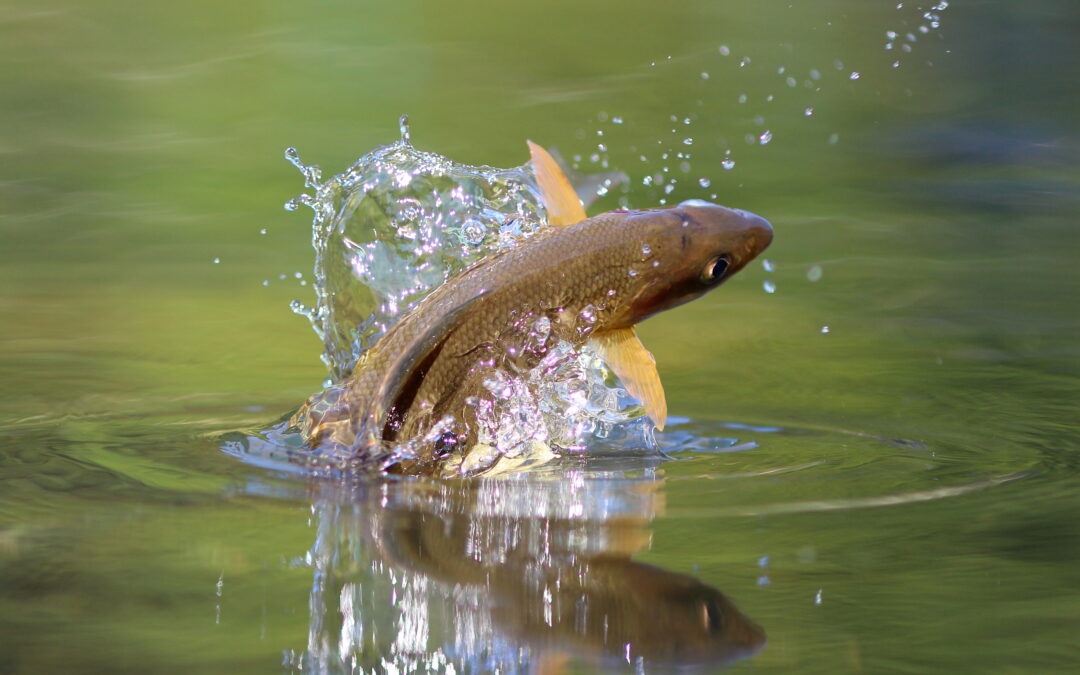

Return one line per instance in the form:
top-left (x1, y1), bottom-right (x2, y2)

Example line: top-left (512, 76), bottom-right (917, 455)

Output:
top-left (3, 0), bottom-right (1079, 672)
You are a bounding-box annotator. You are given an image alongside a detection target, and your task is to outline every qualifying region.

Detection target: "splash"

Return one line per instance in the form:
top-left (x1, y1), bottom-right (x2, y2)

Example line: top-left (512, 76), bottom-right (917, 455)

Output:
top-left (281, 117), bottom-right (646, 473)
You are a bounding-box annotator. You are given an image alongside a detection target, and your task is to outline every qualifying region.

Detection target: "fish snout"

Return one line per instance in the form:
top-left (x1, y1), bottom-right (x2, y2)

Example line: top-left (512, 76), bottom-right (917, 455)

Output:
top-left (741, 210), bottom-right (773, 259)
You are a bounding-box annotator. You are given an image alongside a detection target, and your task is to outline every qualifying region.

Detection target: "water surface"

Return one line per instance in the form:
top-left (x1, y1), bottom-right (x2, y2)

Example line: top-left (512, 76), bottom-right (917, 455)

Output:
top-left (2, 0), bottom-right (1079, 672)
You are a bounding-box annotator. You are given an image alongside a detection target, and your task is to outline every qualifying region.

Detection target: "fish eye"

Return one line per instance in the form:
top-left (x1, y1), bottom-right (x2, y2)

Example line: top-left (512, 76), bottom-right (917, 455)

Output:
top-left (700, 256), bottom-right (730, 284)
top-left (702, 599), bottom-right (724, 634)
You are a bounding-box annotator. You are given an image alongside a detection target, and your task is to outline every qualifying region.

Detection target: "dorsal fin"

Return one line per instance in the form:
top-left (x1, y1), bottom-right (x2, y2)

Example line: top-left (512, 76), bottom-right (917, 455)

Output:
top-left (528, 140), bottom-right (586, 226)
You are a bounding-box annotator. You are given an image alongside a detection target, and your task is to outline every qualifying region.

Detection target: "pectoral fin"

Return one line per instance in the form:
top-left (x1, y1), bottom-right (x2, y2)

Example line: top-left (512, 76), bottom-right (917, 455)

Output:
top-left (590, 328), bottom-right (668, 431)
top-left (527, 140), bottom-right (587, 226)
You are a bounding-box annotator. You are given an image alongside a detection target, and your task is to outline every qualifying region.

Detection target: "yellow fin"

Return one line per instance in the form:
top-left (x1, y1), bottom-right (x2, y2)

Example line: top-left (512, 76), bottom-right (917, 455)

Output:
top-left (590, 327), bottom-right (668, 431)
top-left (527, 140), bottom-right (586, 226)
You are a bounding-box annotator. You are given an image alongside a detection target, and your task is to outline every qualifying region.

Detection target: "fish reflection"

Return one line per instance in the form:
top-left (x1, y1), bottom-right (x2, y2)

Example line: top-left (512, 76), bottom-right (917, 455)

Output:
top-left (289, 467), bottom-right (765, 673)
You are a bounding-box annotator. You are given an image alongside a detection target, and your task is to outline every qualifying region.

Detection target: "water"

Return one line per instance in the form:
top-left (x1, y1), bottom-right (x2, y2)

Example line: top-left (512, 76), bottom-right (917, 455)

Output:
top-left (2, 0), bottom-right (1080, 672)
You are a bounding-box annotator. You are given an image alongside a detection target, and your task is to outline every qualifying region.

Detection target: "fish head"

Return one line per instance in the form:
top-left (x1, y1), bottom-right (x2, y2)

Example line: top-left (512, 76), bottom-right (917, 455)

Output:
top-left (615, 199), bottom-right (773, 326)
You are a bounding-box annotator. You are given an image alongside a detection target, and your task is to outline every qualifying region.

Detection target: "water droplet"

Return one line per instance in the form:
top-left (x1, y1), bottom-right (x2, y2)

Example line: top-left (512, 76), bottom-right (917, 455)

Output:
top-left (698, 177), bottom-right (711, 188)
top-left (641, 243), bottom-right (652, 256)
top-left (759, 130), bottom-right (773, 145)
top-left (213, 257), bottom-right (220, 264)
top-left (762, 259), bottom-right (775, 272)
top-left (701, 71), bottom-right (710, 79)
top-left (259, 228), bottom-right (267, 235)
top-left (664, 184), bottom-right (675, 195)
top-left (398, 114), bottom-right (411, 144)
top-left (786, 77), bottom-right (797, 87)
top-left (850, 71), bottom-right (861, 80)
top-left (262, 280), bottom-right (269, 286)
top-left (722, 153), bottom-right (736, 170)
top-left (719, 45), bottom-right (730, 56)
top-left (628, 269), bottom-right (638, 277)
top-left (613, 116), bottom-right (624, 124)
top-left (294, 272), bottom-right (303, 279)
top-left (828, 133), bottom-right (840, 145)
top-left (763, 280), bottom-right (776, 293)
top-left (821, 325), bottom-right (830, 334)
top-left (283, 199), bottom-right (299, 212)
top-left (814, 589), bottom-right (823, 605)
top-left (739, 56), bottom-right (751, 68)
top-left (804, 106), bottom-right (814, 116)
top-left (810, 69), bottom-right (821, 80)
top-left (807, 265), bottom-right (823, 282)
top-left (737, 93), bottom-right (748, 104)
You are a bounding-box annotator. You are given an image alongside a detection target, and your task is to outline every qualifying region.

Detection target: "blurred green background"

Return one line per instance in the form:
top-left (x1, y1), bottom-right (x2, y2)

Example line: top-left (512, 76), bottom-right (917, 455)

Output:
top-left (2, 0), bottom-right (1079, 672)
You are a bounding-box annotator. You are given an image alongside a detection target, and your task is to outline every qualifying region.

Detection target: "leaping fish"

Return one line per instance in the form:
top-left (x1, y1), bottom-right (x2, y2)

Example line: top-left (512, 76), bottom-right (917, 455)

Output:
top-left (292, 143), bottom-right (773, 473)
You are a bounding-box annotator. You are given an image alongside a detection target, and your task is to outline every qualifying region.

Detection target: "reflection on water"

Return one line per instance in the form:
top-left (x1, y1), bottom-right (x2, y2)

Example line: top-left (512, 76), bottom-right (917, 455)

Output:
top-left (275, 467), bottom-right (764, 673)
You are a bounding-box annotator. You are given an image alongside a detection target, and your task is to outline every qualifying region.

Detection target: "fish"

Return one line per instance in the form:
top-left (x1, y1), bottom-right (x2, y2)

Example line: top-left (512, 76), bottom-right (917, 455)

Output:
top-left (292, 143), bottom-right (773, 473)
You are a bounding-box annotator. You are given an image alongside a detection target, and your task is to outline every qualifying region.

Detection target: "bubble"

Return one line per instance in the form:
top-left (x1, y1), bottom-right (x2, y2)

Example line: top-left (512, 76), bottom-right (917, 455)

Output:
top-left (701, 71), bottom-right (710, 79)
top-left (461, 219), bottom-right (487, 245)
top-left (763, 280), bottom-right (776, 293)
top-left (807, 265), bottom-right (823, 282)
top-left (828, 133), bottom-right (840, 145)
top-left (738, 93), bottom-right (748, 104)
top-left (698, 177), bottom-right (711, 188)
top-left (719, 45), bottom-right (730, 56)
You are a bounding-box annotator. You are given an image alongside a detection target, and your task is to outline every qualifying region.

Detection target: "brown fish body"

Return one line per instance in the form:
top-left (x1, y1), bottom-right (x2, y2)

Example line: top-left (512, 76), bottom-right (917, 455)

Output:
top-left (294, 201), bottom-right (772, 470)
